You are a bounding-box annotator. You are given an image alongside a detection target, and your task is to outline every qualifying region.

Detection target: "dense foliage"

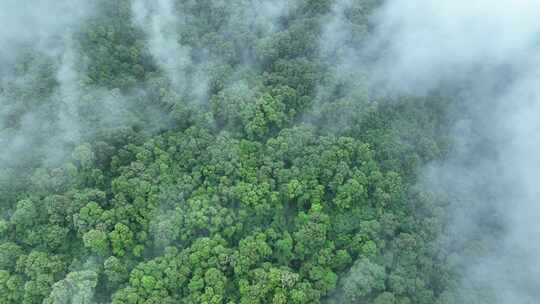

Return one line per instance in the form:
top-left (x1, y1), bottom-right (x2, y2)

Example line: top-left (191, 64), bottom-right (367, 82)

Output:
top-left (1, 0), bottom-right (462, 303)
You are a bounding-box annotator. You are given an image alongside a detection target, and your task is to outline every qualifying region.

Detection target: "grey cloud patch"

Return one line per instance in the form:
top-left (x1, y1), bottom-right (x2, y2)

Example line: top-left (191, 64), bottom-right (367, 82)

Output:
top-left (364, 0), bottom-right (540, 302)
top-left (367, 0), bottom-right (540, 93)
top-left (0, 1), bottom-right (137, 168)
top-left (0, 1), bottom-right (91, 167)
top-left (0, 1), bottom-right (92, 68)
top-left (131, 0), bottom-right (294, 105)
top-left (131, 0), bottom-right (207, 102)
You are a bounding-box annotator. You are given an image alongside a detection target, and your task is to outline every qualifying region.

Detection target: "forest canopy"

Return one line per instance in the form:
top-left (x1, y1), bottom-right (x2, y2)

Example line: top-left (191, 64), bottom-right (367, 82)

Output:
top-left (1, 0), bottom-right (519, 303)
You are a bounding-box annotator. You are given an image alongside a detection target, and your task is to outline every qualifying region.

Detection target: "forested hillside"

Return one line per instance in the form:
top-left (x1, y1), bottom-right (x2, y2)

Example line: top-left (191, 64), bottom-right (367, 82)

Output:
top-left (0, 1), bottom-right (477, 303)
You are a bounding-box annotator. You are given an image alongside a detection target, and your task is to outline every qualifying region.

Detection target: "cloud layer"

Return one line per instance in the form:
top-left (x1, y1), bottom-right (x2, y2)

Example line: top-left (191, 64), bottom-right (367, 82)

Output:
top-left (365, 0), bottom-right (540, 302)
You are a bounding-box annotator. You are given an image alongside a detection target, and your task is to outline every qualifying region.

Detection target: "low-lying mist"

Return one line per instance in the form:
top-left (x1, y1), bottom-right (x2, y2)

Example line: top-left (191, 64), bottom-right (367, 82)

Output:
top-left (2, 1), bottom-right (539, 303)
top-left (361, 0), bottom-right (540, 302)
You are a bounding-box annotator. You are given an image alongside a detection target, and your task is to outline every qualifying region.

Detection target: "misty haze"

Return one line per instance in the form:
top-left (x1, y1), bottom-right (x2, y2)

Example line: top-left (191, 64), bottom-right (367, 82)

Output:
top-left (1, 1), bottom-right (538, 303)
